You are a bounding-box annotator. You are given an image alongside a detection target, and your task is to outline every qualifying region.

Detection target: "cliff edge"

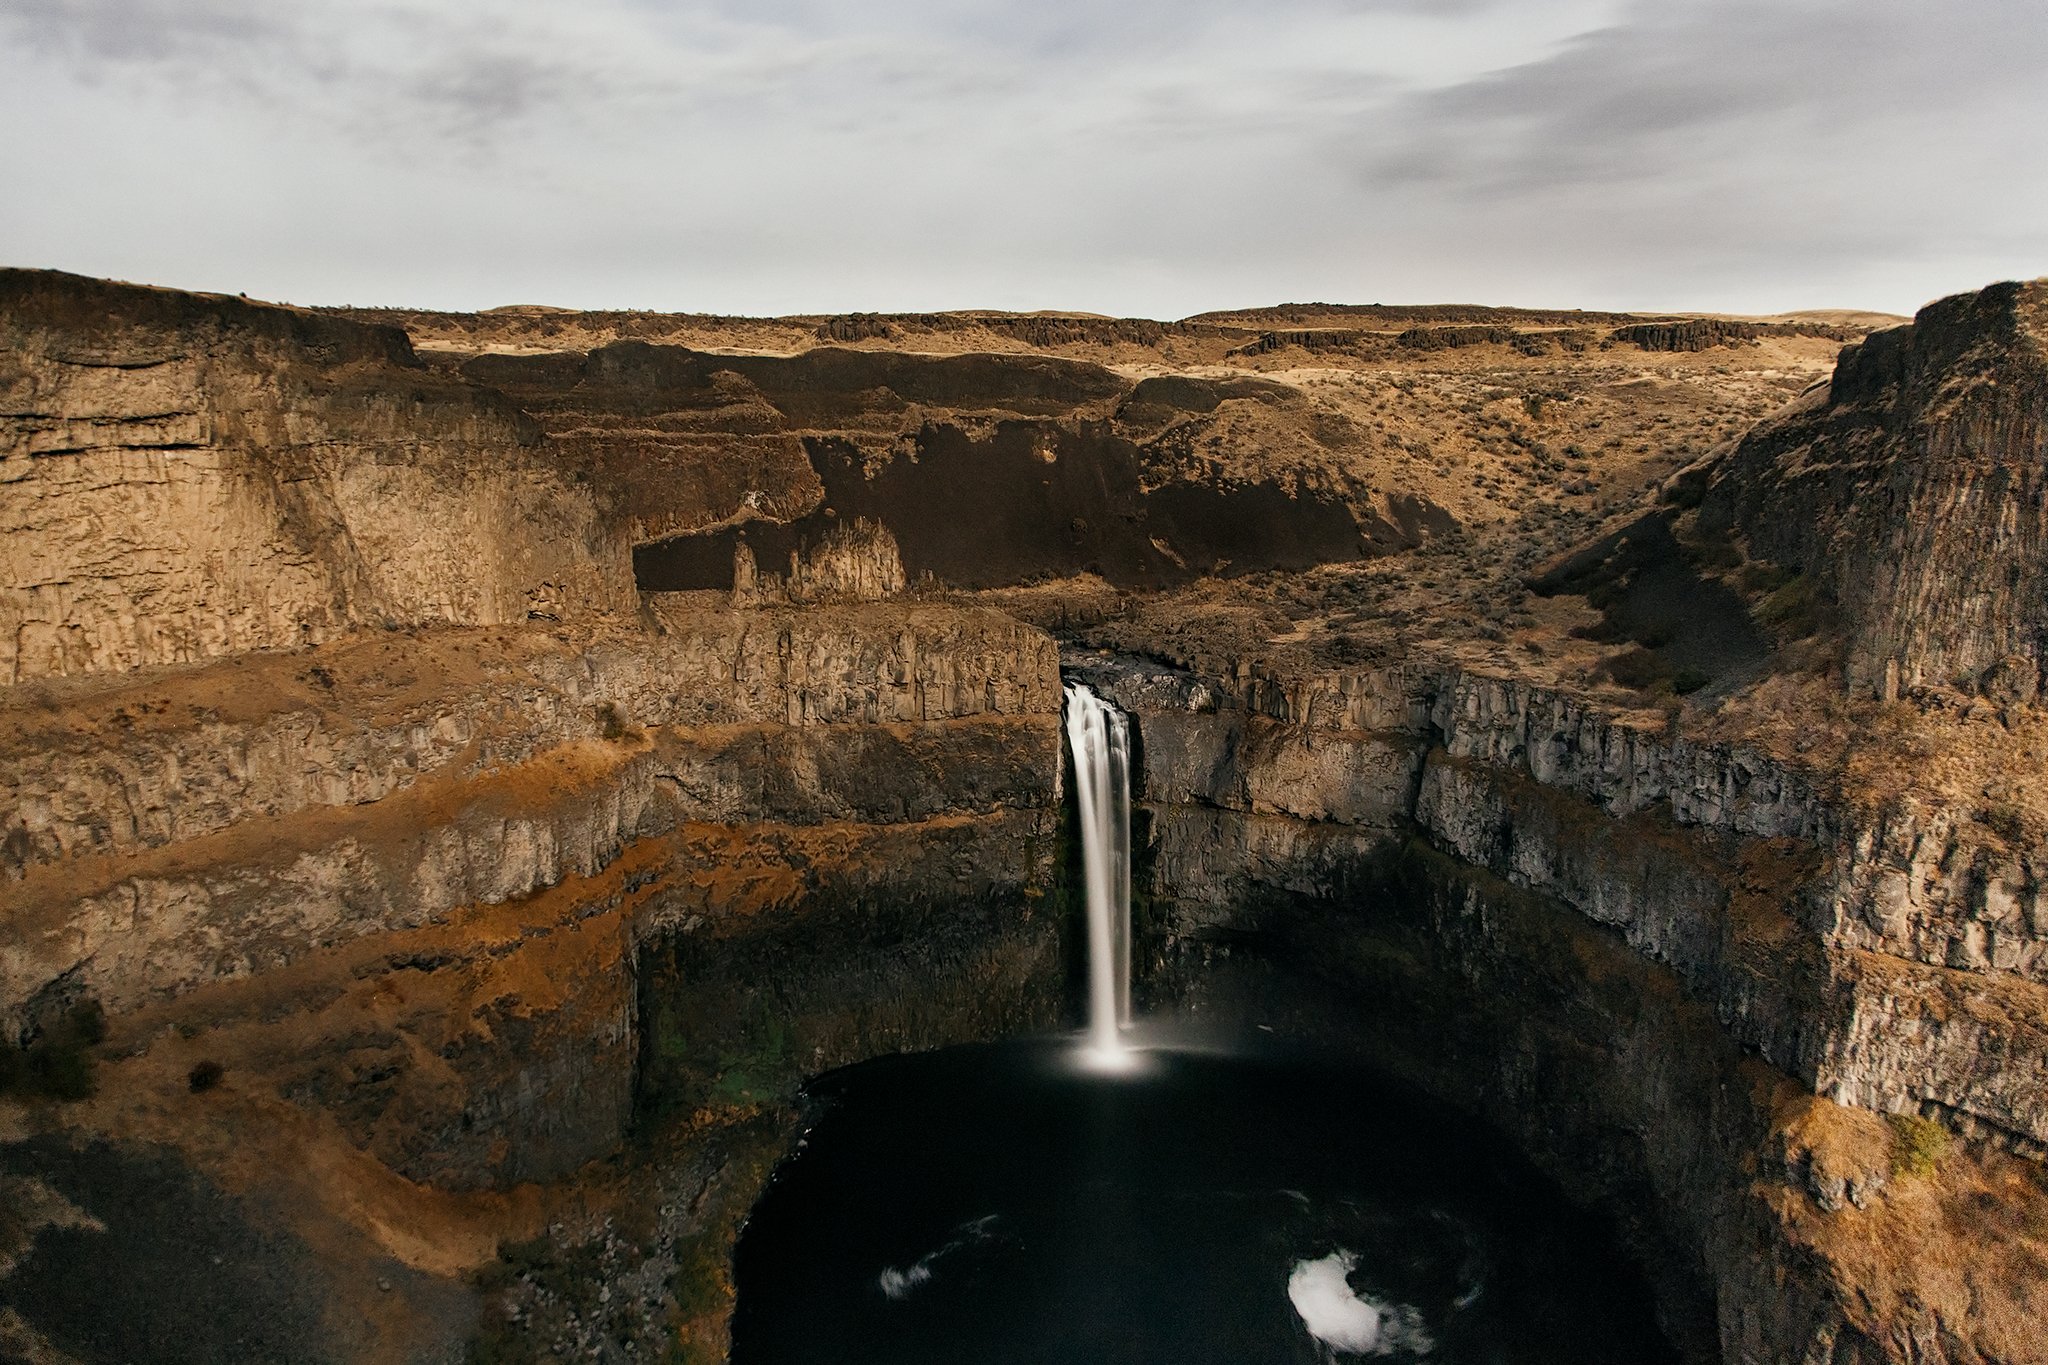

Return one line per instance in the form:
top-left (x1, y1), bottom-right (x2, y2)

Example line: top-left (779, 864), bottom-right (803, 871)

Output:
top-left (1697, 278), bottom-right (2048, 700)
top-left (0, 269), bottom-right (634, 685)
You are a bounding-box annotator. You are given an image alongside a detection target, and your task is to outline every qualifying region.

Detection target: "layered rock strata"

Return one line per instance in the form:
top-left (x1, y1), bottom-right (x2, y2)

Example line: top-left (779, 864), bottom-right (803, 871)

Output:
top-left (1071, 646), bottom-right (2048, 1361)
top-left (1079, 652), bottom-right (2048, 1146)
top-left (3, 601), bottom-right (1061, 1188)
top-left (462, 340), bottom-right (1453, 592)
top-left (1696, 279), bottom-right (2048, 699)
top-left (0, 270), bottom-right (633, 686)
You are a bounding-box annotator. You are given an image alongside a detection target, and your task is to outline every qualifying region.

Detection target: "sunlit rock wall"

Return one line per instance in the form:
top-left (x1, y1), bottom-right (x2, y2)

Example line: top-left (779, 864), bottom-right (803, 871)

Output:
top-left (0, 269), bottom-right (634, 684)
top-left (1697, 278), bottom-right (2048, 699)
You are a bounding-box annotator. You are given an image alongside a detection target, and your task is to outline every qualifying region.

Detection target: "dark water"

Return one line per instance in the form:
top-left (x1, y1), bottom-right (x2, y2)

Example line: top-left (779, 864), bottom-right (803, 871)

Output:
top-left (732, 1039), bottom-right (1677, 1365)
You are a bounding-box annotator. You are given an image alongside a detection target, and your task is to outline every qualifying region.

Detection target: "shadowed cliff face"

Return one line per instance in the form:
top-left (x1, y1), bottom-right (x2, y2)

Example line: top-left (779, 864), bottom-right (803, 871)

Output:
top-left (1695, 278), bottom-right (2048, 699)
top-left (1074, 649), bottom-right (2048, 1365)
top-left (635, 424), bottom-right (1409, 591)
top-left (465, 341), bottom-right (1454, 592)
top-left (1527, 510), bottom-right (1773, 694)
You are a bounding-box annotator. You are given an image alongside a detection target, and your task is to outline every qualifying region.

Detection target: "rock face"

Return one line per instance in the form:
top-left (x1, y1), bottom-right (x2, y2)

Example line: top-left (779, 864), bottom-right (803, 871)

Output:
top-left (1697, 278), bottom-right (2048, 699)
top-left (0, 600), bottom-right (1062, 1189)
top-left (731, 518), bottom-right (906, 606)
top-left (0, 282), bottom-right (1075, 1353)
top-left (1609, 318), bottom-right (1855, 351)
top-left (0, 270), bottom-right (634, 685)
top-left (1077, 647), bottom-right (2048, 1362)
top-left (1201, 658), bottom-right (2047, 1143)
top-left (465, 340), bottom-right (1455, 592)
top-left (4, 270), bottom-right (2044, 1365)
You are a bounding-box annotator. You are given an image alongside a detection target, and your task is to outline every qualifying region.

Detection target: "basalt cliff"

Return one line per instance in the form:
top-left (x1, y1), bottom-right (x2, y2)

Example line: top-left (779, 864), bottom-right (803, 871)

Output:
top-left (3, 268), bottom-right (2045, 1364)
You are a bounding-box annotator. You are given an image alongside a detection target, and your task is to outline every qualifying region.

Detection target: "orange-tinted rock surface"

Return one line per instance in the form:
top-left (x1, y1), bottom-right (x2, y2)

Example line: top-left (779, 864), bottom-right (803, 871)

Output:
top-left (5, 268), bottom-right (2045, 1365)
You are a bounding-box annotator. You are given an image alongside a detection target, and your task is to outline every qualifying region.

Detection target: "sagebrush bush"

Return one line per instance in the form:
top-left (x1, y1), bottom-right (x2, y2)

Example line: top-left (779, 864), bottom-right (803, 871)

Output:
top-left (1889, 1112), bottom-right (1950, 1178)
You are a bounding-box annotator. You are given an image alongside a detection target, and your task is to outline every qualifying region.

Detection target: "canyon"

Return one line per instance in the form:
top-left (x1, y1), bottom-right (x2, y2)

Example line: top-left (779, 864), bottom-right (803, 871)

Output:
top-left (3, 266), bottom-right (2046, 1364)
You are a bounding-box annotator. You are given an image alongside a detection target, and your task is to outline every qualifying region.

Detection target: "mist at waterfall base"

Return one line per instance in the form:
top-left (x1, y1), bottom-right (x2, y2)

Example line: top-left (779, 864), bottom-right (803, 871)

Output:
top-left (730, 1041), bottom-right (1676, 1364)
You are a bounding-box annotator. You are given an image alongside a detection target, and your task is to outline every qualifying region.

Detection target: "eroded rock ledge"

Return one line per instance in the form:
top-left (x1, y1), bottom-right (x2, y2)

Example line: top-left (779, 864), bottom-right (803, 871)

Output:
top-left (0, 269), bottom-right (635, 686)
top-left (1069, 646), bottom-right (2048, 1361)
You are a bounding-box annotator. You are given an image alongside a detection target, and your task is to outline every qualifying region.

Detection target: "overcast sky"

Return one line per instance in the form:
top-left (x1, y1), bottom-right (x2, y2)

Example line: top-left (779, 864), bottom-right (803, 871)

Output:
top-left (3, 0), bottom-right (2044, 317)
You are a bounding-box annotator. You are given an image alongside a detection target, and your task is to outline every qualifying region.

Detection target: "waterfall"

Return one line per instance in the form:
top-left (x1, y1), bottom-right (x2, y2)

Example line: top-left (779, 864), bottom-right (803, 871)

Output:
top-left (1063, 682), bottom-right (1133, 1061)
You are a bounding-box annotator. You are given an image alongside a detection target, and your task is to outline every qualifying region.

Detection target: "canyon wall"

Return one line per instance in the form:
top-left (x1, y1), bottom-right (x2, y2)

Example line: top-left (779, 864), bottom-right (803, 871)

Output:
top-left (2, 601), bottom-right (1062, 1188)
top-left (0, 273), bottom-right (1081, 1363)
top-left (462, 340), bottom-right (1453, 592)
top-left (1697, 279), bottom-right (2048, 699)
top-left (0, 270), bottom-right (635, 686)
top-left (0, 272), bottom-right (1073, 1187)
top-left (1072, 646), bottom-right (2048, 1363)
top-left (6, 268), bottom-right (2045, 1364)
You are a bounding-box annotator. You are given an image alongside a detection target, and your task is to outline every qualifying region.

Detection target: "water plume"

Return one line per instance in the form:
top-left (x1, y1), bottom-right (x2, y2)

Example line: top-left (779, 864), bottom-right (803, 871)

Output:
top-left (1063, 682), bottom-right (1132, 1063)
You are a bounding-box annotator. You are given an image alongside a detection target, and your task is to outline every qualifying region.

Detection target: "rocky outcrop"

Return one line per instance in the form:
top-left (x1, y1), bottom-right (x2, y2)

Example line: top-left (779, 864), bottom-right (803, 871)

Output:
top-left (1696, 278), bottom-right (2048, 698)
top-left (1, 600), bottom-right (1062, 1189)
top-left (1396, 324), bottom-right (1547, 354)
top-left (1609, 319), bottom-right (1854, 351)
top-left (1076, 643), bottom-right (2048, 1365)
top-left (1, 603), bottom-right (1058, 989)
top-left (464, 338), bottom-right (1454, 593)
top-left (1, 596), bottom-right (1037, 880)
top-left (459, 341), bottom-right (827, 547)
top-left (0, 270), bottom-right (634, 685)
top-left (731, 518), bottom-right (905, 607)
top-left (1088, 650), bottom-right (2048, 1146)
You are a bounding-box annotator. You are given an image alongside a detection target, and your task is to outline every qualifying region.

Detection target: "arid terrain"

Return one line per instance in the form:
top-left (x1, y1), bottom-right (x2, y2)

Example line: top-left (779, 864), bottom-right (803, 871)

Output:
top-left (5, 266), bottom-right (2048, 1364)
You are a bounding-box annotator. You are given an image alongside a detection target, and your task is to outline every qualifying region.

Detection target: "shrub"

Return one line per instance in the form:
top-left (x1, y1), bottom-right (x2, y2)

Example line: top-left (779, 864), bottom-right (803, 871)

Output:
top-left (1685, 531), bottom-right (1743, 573)
top-left (1673, 668), bottom-right (1712, 695)
top-left (0, 1001), bottom-right (104, 1102)
top-left (1889, 1113), bottom-right (1950, 1178)
top-left (1979, 803), bottom-right (2028, 844)
top-left (1758, 575), bottom-right (1825, 639)
top-left (669, 1227), bottom-right (732, 1321)
top-left (595, 702), bottom-right (628, 741)
top-left (188, 1060), bottom-right (225, 1092)
top-left (1632, 624), bottom-right (1675, 649)
top-left (1736, 562), bottom-right (1798, 596)
top-left (462, 1312), bottom-right (532, 1365)
top-left (1605, 647), bottom-right (1675, 692)
top-left (30, 1047), bottom-right (91, 1100)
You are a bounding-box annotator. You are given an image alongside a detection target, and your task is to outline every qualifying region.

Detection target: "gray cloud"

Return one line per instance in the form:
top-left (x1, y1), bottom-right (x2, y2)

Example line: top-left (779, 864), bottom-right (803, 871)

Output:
top-left (0, 0), bottom-right (2040, 315)
top-left (1367, 1), bottom-right (2046, 193)
top-left (1331, 0), bottom-right (2048, 309)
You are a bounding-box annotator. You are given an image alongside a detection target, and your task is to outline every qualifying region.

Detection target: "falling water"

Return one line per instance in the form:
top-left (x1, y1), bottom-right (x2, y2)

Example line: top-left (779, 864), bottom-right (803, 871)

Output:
top-left (1063, 682), bottom-right (1132, 1060)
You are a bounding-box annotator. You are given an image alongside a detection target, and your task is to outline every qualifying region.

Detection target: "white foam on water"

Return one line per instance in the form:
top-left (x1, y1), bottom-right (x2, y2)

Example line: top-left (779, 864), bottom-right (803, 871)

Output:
top-left (877, 1264), bottom-right (932, 1300)
top-left (876, 1215), bottom-right (1002, 1302)
top-left (1287, 1250), bottom-right (1433, 1357)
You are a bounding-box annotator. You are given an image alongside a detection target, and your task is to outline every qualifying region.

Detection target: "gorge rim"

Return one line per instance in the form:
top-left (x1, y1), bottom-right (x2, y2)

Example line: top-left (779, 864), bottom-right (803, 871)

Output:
top-left (4, 267), bottom-right (2048, 1365)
